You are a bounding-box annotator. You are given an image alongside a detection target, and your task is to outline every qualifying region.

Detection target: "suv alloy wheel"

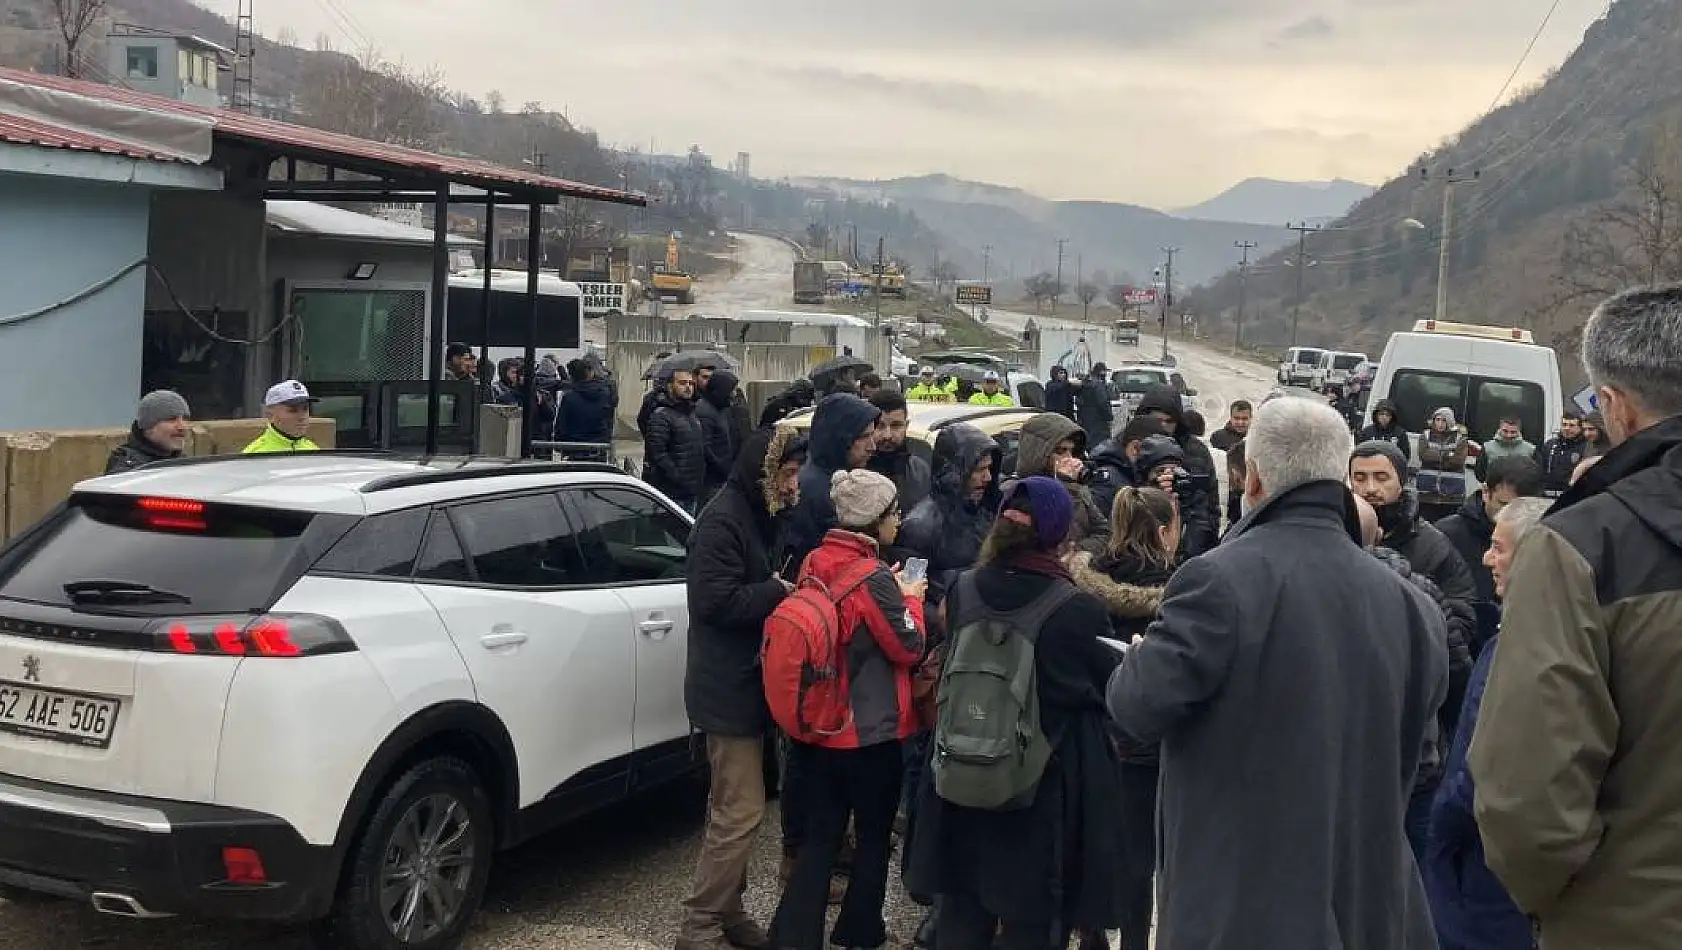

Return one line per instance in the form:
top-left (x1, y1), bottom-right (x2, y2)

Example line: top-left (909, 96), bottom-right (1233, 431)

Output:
top-left (313, 758), bottom-right (494, 950)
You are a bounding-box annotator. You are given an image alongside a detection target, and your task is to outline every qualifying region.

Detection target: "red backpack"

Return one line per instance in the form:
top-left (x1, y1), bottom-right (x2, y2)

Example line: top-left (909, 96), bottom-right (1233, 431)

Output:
top-left (762, 560), bottom-right (879, 743)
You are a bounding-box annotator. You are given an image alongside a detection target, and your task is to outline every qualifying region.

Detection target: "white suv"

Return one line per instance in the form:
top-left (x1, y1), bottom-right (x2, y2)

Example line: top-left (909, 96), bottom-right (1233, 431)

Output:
top-left (0, 453), bottom-right (699, 950)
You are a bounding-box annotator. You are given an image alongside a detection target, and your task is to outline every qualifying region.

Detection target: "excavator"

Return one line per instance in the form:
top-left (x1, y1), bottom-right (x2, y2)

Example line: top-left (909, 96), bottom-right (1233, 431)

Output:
top-left (647, 233), bottom-right (696, 304)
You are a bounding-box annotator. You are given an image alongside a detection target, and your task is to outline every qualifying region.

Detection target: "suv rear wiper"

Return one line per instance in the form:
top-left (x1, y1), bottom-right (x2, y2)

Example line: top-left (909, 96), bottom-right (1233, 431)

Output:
top-left (63, 580), bottom-right (193, 606)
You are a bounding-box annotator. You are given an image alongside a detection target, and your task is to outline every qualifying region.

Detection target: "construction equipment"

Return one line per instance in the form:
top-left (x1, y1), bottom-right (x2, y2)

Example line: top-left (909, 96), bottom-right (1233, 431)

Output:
top-left (648, 233), bottom-right (696, 304)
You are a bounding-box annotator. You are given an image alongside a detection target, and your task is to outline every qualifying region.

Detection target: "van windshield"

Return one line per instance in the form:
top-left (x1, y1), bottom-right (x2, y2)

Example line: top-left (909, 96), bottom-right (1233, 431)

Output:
top-left (1389, 369), bottom-right (1545, 445)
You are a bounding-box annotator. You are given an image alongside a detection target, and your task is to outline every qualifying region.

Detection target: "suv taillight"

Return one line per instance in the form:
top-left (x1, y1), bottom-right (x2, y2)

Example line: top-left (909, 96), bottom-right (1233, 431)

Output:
top-left (145, 614), bottom-right (355, 658)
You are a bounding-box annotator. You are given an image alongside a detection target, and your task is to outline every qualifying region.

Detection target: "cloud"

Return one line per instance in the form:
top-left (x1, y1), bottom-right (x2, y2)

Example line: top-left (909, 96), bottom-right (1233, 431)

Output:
top-left (201, 0), bottom-right (1606, 207)
top-left (1276, 15), bottom-right (1337, 43)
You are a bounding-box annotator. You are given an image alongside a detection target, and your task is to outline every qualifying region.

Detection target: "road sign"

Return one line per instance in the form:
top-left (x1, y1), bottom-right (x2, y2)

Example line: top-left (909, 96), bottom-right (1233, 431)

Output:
top-left (1572, 384), bottom-right (1598, 415)
top-left (956, 283), bottom-right (993, 306)
top-left (1123, 288), bottom-right (1158, 305)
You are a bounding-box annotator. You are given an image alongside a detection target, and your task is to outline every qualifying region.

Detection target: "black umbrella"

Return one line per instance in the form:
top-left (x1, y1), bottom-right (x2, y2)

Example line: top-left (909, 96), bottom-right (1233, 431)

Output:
top-left (937, 363), bottom-right (989, 385)
top-left (809, 353), bottom-right (874, 379)
top-left (675, 348), bottom-right (741, 373)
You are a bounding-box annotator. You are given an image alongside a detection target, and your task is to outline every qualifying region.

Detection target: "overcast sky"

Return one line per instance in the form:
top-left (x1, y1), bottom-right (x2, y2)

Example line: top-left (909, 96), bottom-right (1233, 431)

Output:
top-left (203, 0), bottom-right (1603, 208)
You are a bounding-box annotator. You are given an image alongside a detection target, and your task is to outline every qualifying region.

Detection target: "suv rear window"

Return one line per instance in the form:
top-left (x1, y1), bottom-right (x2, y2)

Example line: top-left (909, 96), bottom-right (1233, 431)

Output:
top-left (0, 495), bottom-right (317, 615)
top-left (1112, 370), bottom-right (1166, 391)
top-left (1389, 370), bottom-right (1546, 444)
top-left (1333, 355), bottom-right (1363, 370)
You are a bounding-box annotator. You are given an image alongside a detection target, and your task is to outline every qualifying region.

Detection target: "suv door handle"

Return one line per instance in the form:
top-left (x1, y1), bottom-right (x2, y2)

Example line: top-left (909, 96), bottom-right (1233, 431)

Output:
top-left (480, 632), bottom-right (528, 650)
top-left (638, 618), bottom-right (674, 640)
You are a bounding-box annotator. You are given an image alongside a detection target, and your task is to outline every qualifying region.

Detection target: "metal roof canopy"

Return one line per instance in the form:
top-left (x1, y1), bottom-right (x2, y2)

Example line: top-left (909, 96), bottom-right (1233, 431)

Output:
top-left (0, 66), bottom-right (645, 457)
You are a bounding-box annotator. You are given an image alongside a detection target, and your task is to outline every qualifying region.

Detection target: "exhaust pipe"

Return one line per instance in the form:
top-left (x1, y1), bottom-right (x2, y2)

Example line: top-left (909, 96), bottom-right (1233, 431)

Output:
top-left (91, 891), bottom-right (173, 919)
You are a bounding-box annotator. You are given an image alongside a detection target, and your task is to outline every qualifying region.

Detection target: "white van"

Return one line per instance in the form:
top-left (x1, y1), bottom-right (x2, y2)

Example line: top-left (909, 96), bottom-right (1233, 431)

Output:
top-left (1312, 350), bottom-right (1367, 390)
top-left (1278, 346), bottom-right (1327, 386)
top-left (1365, 320), bottom-right (1562, 481)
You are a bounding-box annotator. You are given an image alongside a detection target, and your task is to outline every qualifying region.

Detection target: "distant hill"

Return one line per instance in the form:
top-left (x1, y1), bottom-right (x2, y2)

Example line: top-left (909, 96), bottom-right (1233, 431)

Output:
top-left (1182, 0), bottom-right (1682, 385)
top-left (795, 173), bottom-right (1296, 288)
top-left (1174, 178), bottom-right (1374, 226)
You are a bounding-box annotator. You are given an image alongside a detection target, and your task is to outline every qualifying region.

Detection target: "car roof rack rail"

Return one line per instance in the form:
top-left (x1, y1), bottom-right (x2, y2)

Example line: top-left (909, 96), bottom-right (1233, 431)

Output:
top-left (360, 459), bottom-right (624, 493)
top-left (135, 449), bottom-right (401, 471)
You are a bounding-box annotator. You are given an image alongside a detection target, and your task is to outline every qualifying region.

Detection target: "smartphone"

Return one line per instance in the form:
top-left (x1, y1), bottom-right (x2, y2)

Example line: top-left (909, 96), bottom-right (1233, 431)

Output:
top-left (902, 557), bottom-right (929, 585)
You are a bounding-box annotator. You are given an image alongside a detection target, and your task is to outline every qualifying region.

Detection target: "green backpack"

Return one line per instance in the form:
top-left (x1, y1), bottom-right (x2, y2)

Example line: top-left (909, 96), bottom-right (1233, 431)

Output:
top-left (931, 571), bottom-right (1077, 811)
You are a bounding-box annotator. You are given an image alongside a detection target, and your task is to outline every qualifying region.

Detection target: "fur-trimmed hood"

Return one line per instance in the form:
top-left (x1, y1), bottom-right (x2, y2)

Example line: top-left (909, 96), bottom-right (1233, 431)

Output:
top-left (761, 424), bottom-right (807, 516)
top-left (1067, 549), bottom-right (1166, 619)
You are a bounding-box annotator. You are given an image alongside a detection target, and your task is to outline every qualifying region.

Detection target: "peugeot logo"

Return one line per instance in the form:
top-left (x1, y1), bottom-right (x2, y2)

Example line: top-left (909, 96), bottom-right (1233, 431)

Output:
top-left (21, 655), bottom-right (40, 683)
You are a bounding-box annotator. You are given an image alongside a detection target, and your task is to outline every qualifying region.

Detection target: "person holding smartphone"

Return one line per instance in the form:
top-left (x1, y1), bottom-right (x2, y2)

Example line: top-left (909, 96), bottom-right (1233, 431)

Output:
top-left (677, 429), bottom-right (807, 950)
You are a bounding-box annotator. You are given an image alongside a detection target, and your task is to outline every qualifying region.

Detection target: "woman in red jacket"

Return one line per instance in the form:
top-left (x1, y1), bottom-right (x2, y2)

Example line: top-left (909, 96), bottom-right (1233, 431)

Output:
top-left (770, 468), bottom-right (927, 950)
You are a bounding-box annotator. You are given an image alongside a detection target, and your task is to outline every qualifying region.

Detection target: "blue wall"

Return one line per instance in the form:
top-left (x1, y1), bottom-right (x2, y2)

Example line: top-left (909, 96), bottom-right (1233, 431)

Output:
top-left (0, 176), bottom-right (150, 430)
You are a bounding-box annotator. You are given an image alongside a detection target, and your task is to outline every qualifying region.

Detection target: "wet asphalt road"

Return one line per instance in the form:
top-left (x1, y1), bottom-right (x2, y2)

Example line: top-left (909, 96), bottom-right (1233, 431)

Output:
top-left (0, 786), bottom-right (934, 950)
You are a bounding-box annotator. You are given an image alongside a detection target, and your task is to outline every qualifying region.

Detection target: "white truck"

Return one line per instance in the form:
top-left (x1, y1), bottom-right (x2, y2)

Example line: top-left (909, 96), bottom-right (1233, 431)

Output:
top-left (1036, 327), bottom-right (1111, 382)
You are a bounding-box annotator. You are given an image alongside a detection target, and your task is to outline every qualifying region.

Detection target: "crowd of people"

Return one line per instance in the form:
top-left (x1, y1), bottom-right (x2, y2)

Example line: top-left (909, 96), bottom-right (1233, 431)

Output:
top-left (673, 282), bottom-right (1682, 950)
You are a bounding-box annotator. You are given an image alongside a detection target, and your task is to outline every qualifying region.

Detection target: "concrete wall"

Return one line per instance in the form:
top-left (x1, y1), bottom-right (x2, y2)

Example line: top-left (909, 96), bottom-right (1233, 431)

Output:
top-left (0, 418), bottom-right (337, 541)
top-left (0, 176), bottom-right (151, 431)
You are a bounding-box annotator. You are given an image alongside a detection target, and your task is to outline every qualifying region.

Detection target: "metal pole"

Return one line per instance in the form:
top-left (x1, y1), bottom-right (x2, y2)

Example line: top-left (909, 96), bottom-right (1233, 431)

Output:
top-left (1053, 239), bottom-right (1066, 315)
top-left (1436, 180), bottom-right (1454, 322)
top-left (479, 194), bottom-right (495, 371)
top-left (873, 235), bottom-right (884, 330)
top-left (520, 201), bottom-right (541, 458)
top-left (1160, 246), bottom-right (1178, 363)
top-left (425, 184), bottom-right (449, 457)
top-left (982, 244), bottom-right (991, 282)
top-left (1234, 240), bottom-right (1256, 353)
top-left (1286, 222), bottom-right (1317, 350)
top-left (1078, 253), bottom-right (1086, 322)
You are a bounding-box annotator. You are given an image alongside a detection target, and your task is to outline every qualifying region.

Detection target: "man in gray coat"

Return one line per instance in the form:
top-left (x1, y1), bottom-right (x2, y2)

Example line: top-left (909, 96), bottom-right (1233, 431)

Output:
top-left (1106, 395), bottom-right (1447, 950)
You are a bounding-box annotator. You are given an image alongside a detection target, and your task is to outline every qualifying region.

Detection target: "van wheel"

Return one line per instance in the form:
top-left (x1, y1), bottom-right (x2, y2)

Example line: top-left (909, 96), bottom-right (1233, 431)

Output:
top-left (312, 758), bottom-right (494, 950)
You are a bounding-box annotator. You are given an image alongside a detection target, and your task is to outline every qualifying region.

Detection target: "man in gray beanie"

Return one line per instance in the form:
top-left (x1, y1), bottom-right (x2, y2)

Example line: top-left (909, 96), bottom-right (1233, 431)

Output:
top-left (105, 390), bottom-right (191, 474)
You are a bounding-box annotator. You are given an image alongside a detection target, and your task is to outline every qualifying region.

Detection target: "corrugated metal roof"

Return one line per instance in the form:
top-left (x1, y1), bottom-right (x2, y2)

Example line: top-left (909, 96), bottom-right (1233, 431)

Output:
top-left (0, 111), bottom-right (189, 164)
top-left (0, 67), bottom-right (646, 205)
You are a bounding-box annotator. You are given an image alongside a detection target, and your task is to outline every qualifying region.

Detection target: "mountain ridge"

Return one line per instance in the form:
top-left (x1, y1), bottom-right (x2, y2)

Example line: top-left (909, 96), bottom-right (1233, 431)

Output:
top-left (1174, 177), bottom-right (1375, 225)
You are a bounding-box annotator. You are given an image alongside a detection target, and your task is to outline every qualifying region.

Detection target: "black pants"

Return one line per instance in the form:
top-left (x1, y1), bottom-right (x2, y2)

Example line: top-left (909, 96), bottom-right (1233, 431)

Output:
top-left (1117, 761), bottom-right (1159, 950)
top-left (779, 729), bottom-right (806, 850)
top-left (770, 741), bottom-right (903, 950)
top-left (937, 887), bottom-right (1068, 950)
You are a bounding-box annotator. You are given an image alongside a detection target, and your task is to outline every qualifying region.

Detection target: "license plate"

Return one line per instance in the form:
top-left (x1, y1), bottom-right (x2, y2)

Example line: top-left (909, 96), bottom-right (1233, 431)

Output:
top-left (0, 681), bottom-right (120, 749)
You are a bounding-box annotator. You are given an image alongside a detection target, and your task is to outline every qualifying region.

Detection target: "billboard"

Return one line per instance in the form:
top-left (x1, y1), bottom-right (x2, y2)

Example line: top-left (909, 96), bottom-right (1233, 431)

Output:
top-left (1122, 287), bottom-right (1158, 305)
top-left (576, 281), bottom-right (628, 315)
top-left (955, 283), bottom-right (993, 306)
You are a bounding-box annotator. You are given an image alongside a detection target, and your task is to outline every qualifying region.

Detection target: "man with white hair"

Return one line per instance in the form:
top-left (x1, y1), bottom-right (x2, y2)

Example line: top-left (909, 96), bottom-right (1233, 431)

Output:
top-left (1107, 396), bottom-right (1447, 950)
top-left (1471, 285), bottom-right (1682, 950)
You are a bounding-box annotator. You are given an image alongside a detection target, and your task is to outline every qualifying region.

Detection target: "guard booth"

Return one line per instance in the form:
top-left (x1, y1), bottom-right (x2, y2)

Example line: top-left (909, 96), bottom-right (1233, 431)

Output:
top-left (305, 379), bottom-right (479, 453)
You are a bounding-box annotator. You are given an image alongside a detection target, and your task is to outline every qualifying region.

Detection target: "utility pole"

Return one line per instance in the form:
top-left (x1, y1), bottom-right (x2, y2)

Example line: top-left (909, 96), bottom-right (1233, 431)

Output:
top-left (1286, 222), bottom-right (1320, 349)
top-left (232, 0), bottom-right (256, 114)
top-left (1417, 166), bottom-right (1480, 322)
top-left (1053, 238), bottom-right (1068, 315)
top-left (1159, 246), bottom-right (1178, 362)
top-left (1077, 253), bottom-right (1087, 322)
top-left (982, 244), bottom-right (992, 282)
top-left (1233, 240), bottom-right (1257, 354)
top-left (873, 235), bottom-right (885, 330)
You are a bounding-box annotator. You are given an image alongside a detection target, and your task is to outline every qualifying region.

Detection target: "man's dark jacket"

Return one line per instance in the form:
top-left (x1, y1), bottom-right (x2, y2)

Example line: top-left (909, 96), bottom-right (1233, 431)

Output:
top-left (1359, 399), bottom-right (1414, 465)
top-left (1536, 432), bottom-right (1588, 495)
top-left (868, 442), bottom-right (932, 514)
top-left (696, 370), bottom-right (744, 500)
top-left (684, 430), bottom-right (787, 736)
top-left (1435, 490), bottom-right (1498, 605)
top-left (1107, 479), bottom-right (1446, 950)
top-left (644, 392), bottom-right (705, 505)
top-left (898, 423), bottom-right (1002, 606)
top-left (1045, 369), bottom-right (1076, 420)
top-left (105, 426), bottom-right (180, 474)
top-left (785, 393), bottom-right (880, 572)
top-left (556, 376), bottom-right (614, 446)
top-left (1075, 376), bottom-right (1115, 447)
top-left (1135, 386), bottom-right (1222, 552)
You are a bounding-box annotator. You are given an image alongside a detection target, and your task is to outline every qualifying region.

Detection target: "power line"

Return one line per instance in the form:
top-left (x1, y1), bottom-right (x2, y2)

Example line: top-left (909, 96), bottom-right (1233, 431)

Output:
top-left (1454, 0), bottom-right (1571, 168)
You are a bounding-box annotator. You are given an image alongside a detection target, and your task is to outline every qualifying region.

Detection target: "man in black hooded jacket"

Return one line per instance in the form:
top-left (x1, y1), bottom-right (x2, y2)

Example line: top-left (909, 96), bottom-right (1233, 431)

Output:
top-left (696, 370), bottom-right (745, 504)
top-left (1133, 386), bottom-right (1223, 545)
top-left (898, 423), bottom-right (1003, 606)
top-left (866, 389), bottom-right (932, 512)
top-left (1076, 363), bottom-right (1115, 447)
top-left (759, 377), bottom-right (817, 428)
top-left (644, 370), bottom-right (706, 513)
top-left (679, 429), bottom-right (801, 950)
top-left (1044, 365), bottom-right (1077, 421)
top-left (1358, 398), bottom-right (1413, 465)
top-left (783, 393), bottom-right (881, 572)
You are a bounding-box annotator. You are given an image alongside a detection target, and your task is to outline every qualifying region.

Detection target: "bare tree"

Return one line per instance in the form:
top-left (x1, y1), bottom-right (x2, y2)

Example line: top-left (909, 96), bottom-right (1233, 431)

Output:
top-left (48, 0), bottom-right (106, 78)
top-left (1551, 116), bottom-right (1682, 317)
top-left (1077, 282), bottom-right (1101, 307)
top-left (275, 25), bottom-right (300, 48)
top-left (485, 89), bottom-right (506, 114)
top-left (297, 48), bottom-right (446, 147)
